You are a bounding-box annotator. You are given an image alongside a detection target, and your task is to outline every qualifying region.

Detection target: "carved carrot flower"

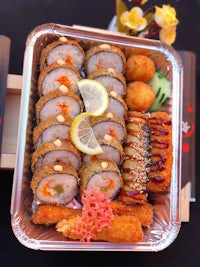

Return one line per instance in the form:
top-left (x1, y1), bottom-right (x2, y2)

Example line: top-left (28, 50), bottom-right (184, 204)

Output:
top-left (120, 7), bottom-right (147, 31)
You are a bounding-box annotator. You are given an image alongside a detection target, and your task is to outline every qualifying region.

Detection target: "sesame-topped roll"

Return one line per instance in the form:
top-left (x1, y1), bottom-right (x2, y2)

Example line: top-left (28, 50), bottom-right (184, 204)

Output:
top-left (35, 88), bottom-right (83, 123)
top-left (85, 44), bottom-right (126, 75)
top-left (31, 139), bottom-right (81, 173)
top-left (40, 37), bottom-right (85, 72)
top-left (31, 162), bottom-right (79, 205)
top-left (119, 111), bottom-right (150, 204)
top-left (38, 62), bottom-right (82, 96)
top-left (79, 159), bottom-right (122, 200)
top-left (33, 115), bottom-right (72, 148)
top-left (88, 68), bottom-right (127, 96)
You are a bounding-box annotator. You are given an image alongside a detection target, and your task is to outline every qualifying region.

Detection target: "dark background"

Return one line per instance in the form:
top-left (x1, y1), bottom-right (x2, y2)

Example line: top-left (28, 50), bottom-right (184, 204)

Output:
top-left (0, 0), bottom-right (199, 266)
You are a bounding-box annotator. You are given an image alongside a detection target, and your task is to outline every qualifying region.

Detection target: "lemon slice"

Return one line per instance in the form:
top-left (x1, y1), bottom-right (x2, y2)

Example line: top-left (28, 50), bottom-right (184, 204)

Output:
top-left (70, 112), bottom-right (103, 155)
top-left (78, 79), bottom-right (109, 116)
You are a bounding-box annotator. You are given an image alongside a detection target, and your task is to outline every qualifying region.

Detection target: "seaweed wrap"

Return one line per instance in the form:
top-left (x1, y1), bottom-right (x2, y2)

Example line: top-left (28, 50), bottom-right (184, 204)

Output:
top-left (38, 62), bottom-right (82, 96)
top-left (36, 88), bottom-right (83, 123)
top-left (31, 138), bottom-right (81, 172)
top-left (31, 162), bottom-right (79, 205)
top-left (85, 43), bottom-right (126, 75)
top-left (90, 112), bottom-right (127, 143)
top-left (40, 37), bottom-right (85, 71)
top-left (82, 134), bottom-right (124, 165)
top-left (79, 159), bottom-right (122, 199)
top-left (88, 68), bottom-right (127, 96)
top-left (33, 115), bottom-right (72, 148)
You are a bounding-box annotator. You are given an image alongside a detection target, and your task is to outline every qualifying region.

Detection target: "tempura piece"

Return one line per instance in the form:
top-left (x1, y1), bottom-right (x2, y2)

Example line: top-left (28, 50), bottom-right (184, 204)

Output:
top-left (56, 215), bottom-right (144, 243)
top-left (32, 204), bottom-right (81, 225)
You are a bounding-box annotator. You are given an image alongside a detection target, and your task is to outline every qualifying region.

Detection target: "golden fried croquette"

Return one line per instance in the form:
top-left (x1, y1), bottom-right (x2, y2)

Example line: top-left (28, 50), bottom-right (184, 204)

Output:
top-left (56, 215), bottom-right (144, 243)
top-left (125, 55), bottom-right (155, 82)
top-left (125, 81), bottom-right (155, 112)
top-left (32, 204), bottom-right (81, 225)
top-left (110, 201), bottom-right (153, 228)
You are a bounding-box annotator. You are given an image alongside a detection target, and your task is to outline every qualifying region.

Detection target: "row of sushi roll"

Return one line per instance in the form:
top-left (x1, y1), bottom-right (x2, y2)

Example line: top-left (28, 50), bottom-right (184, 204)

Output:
top-left (30, 36), bottom-right (173, 243)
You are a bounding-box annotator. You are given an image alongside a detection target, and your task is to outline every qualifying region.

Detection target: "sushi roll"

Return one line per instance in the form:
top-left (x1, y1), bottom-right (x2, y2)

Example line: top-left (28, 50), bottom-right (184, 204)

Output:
top-left (36, 88), bottom-right (83, 123)
top-left (38, 62), bottom-right (82, 96)
top-left (90, 112), bottom-right (127, 143)
top-left (119, 111), bottom-right (150, 204)
top-left (31, 139), bottom-right (81, 172)
top-left (79, 159), bottom-right (123, 199)
top-left (107, 90), bottom-right (128, 118)
top-left (31, 162), bottom-right (79, 205)
top-left (88, 68), bottom-right (127, 96)
top-left (33, 115), bottom-right (72, 148)
top-left (147, 112), bottom-right (173, 193)
top-left (82, 134), bottom-right (124, 165)
top-left (85, 44), bottom-right (126, 75)
top-left (40, 37), bottom-right (85, 71)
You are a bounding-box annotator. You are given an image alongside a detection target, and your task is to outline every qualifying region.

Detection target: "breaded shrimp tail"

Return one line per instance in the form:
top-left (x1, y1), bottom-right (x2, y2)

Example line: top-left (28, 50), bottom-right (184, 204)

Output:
top-left (32, 204), bottom-right (81, 225)
top-left (56, 215), bottom-right (143, 243)
top-left (110, 201), bottom-right (153, 228)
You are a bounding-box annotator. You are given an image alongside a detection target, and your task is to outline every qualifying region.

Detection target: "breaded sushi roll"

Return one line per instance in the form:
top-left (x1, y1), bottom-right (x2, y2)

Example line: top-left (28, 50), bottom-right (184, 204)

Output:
top-left (31, 162), bottom-right (79, 205)
top-left (147, 112), bottom-right (173, 193)
top-left (36, 88), bottom-right (83, 123)
top-left (85, 44), bottom-right (126, 75)
top-left (90, 112), bottom-right (127, 143)
top-left (119, 111), bottom-right (149, 204)
top-left (107, 90), bottom-right (128, 118)
top-left (88, 68), bottom-right (127, 96)
top-left (79, 159), bottom-right (122, 199)
top-left (31, 139), bottom-right (81, 172)
top-left (33, 115), bottom-right (72, 148)
top-left (82, 134), bottom-right (124, 165)
top-left (38, 62), bottom-right (82, 96)
top-left (40, 37), bottom-right (85, 71)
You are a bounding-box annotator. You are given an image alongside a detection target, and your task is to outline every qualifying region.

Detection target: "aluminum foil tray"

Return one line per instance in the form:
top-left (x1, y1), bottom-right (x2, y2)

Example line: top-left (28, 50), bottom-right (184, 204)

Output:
top-left (11, 23), bottom-right (183, 251)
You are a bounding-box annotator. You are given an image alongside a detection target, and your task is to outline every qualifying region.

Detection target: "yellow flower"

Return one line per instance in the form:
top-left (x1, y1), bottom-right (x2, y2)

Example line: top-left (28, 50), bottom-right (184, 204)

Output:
top-left (159, 25), bottom-right (177, 46)
top-left (120, 7), bottom-right (147, 31)
top-left (155, 5), bottom-right (179, 28)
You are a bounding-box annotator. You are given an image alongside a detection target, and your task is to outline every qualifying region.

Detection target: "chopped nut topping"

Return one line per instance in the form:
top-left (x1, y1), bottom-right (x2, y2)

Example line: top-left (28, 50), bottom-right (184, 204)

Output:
top-left (99, 44), bottom-right (111, 49)
top-left (56, 114), bottom-right (65, 123)
top-left (104, 134), bottom-right (112, 142)
top-left (110, 90), bottom-right (117, 97)
top-left (57, 59), bottom-right (65, 65)
top-left (59, 36), bottom-right (68, 42)
top-left (59, 84), bottom-right (69, 93)
top-left (106, 112), bottom-right (113, 119)
top-left (101, 161), bottom-right (108, 169)
top-left (53, 164), bottom-right (63, 172)
top-left (54, 139), bottom-right (62, 147)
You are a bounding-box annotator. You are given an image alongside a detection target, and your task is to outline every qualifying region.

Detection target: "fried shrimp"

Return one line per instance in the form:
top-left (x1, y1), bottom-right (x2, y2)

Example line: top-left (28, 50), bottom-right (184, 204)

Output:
top-left (32, 204), bottom-right (81, 225)
top-left (56, 215), bottom-right (144, 243)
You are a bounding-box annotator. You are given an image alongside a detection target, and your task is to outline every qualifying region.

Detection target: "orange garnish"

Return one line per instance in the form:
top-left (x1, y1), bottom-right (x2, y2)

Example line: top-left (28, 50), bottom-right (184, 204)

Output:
top-left (109, 129), bottom-right (117, 138)
top-left (57, 103), bottom-right (68, 116)
top-left (74, 188), bottom-right (114, 243)
top-left (57, 75), bottom-right (71, 88)
top-left (65, 55), bottom-right (73, 64)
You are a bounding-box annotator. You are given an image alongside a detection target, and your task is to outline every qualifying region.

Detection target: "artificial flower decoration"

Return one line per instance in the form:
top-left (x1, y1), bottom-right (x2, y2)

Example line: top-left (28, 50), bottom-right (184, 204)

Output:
top-left (120, 7), bottom-right (147, 31)
top-left (116, 0), bottom-right (179, 45)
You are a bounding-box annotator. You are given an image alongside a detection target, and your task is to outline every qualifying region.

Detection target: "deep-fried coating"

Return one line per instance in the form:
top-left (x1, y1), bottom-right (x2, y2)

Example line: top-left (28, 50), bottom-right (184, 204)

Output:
top-left (125, 81), bottom-right (155, 112)
top-left (125, 55), bottom-right (155, 82)
top-left (56, 215), bottom-right (144, 243)
top-left (147, 112), bottom-right (173, 192)
top-left (110, 201), bottom-right (153, 228)
top-left (32, 204), bottom-right (81, 225)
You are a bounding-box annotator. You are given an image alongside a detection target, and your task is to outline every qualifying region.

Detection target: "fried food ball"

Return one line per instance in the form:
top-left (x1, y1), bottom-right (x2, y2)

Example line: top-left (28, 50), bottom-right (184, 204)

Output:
top-left (125, 81), bottom-right (155, 112)
top-left (125, 55), bottom-right (155, 82)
